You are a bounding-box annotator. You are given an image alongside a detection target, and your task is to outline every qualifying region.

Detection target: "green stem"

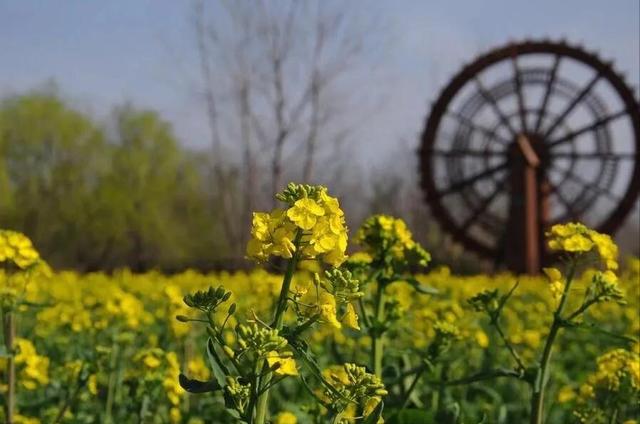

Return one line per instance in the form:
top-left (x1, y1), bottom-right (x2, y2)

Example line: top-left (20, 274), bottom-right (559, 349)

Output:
top-left (430, 367), bottom-right (522, 386)
top-left (329, 410), bottom-right (345, 424)
top-left (435, 364), bottom-right (449, 420)
top-left (493, 321), bottom-right (526, 371)
top-left (399, 364), bottom-right (426, 411)
top-left (357, 297), bottom-right (371, 329)
top-left (105, 339), bottom-right (120, 424)
top-left (53, 365), bottom-right (88, 424)
top-left (245, 359), bottom-right (263, 424)
top-left (565, 298), bottom-right (598, 322)
top-left (2, 310), bottom-right (16, 424)
top-left (371, 280), bottom-right (386, 378)
top-left (254, 231), bottom-right (302, 424)
top-left (530, 259), bottom-right (577, 424)
top-left (289, 314), bottom-right (320, 339)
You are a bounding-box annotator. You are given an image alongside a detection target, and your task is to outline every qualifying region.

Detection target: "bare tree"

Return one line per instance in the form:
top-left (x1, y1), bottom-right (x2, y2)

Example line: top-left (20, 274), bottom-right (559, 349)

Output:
top-left (194, 0), bottom-right (240, 251)
top-left (192, 0), bottom-right (372, 239)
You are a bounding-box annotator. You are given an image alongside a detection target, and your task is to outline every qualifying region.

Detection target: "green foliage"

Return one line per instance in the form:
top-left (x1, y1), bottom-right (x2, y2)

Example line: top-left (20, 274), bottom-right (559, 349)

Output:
top-left (0, 91), bottom-right (229, 271)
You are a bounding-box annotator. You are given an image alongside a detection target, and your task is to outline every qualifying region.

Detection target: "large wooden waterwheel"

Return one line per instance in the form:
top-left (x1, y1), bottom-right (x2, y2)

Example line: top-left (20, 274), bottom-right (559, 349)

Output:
top-left (419, 40), bottom-right (640, 273)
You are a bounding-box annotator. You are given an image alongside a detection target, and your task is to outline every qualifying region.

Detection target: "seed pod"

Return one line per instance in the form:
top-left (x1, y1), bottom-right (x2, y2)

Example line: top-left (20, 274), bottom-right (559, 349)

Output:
top-left (223, 346), bottom-right (235, 358)
top-left (215, 286), bottom-right (225, 299)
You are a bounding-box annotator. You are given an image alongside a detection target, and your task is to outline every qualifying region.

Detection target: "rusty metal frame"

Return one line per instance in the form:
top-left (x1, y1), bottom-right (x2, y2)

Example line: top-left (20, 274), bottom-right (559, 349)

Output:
top-left (418, 40), bottom-right (640, 269)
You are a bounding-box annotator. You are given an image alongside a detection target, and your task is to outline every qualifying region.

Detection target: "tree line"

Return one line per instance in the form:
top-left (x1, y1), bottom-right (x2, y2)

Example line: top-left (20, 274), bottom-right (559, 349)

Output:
top-left (0, 91), bottom-right (236, 271)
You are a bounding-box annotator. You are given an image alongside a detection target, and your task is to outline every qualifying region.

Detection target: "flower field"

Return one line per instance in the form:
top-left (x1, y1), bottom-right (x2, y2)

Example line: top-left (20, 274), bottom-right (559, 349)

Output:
top-left (1, 184), bottom-right (639, 424)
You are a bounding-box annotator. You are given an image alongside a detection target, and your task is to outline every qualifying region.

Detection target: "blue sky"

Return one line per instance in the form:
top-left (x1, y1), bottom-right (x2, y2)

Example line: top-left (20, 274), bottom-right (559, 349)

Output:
top-left (0, 0), bottom-right (638, 160)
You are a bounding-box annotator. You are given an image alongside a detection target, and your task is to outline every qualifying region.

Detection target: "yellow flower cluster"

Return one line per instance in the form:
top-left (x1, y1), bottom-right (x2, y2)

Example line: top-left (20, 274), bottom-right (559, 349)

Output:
top-left (547, 222), bottom-right (618, 270)
top-left (133, 348), bottom-right (184, 423)
top-left (1, 217), bottom-right (636, 422)
top-left (0, 230), bottom-right (39, 269)
top-left (247, 184), bottom-right (348, 266)
top-left (10, 339), bottom-right (49, 390)
top-left (355, 215), bottom-right (430, 267)
top-left (580, 347), bottom-right (640, 395)
top-left (322, 363), bottom-right (387, 418)
top-left (164, 351), bottom-right (183, 423)
top-left (542, 267), bottom-right (565, 301)
top-left (274, 411), bottom-right (297, 424)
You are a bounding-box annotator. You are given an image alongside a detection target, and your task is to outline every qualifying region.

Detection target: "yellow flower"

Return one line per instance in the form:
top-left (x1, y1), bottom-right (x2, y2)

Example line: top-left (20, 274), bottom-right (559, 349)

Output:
top-left (589, 231), bottom-right (618, 270)
top-left (323, 237), bottom-right (348, 267)
top-left (318, 293), bottom-right (342, 329)
top-left (562, 234), bottom-right (593, 252)
top-left (287, 198), bottom-right (325, 230)
top-left (319, 189), bottom-right (343, 216)
top-left (187, 356), bottom-right (211, 381)
top-left (14, 339), bottom-right (49, 389)
top-left (266, 351), bottom-right (298, 376)
top-left (0, 230), bottom-right (40, 269)
top-left (579, 383), bottom-right (594, 399)
top-left (247, 184), bottom-right (348, 265)
top-left (543, 267), bottom-right (562, 282)
top-left (342, 303), bottom-right (360, 330)
top-left (251, 212), bottom-right (271, 241)
top-left (13, 415), bottom-right (41, 424)
top-left (349, 251), bottom-right (372, 264)
top-left (170, 407), bottom-right (181, 423)
top-left (600, 270), bottom-right (618, 286)
top-left (475, 330), bottom-right (489, 348)
top-left (271, 227), bottom-right (297, 258)
top-left (557, 385), bottom-right (575, 403)
top-left (274, 411), bottom-right (298, 424)
top-left (546, 223), bottom-right (619, 271)
top-left (88, 374), bottom-right (98, 395)
top-left (363, 396), bottom-right (382, 417)
top-left (543, 267), bottom-right (564, 300)
top-left (144, 354), bottom-right (161, 369)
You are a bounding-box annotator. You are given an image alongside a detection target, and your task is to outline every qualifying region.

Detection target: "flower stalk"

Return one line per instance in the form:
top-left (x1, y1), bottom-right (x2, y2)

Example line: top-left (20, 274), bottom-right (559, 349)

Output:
top-left (529, 259), bottom-right (577, 424)
top-left (371, 280), bottom-right (386, 378)
top-left (254, 231), bottom-right (302, 424)
top-left (2, 310), bottom-right (16, 424)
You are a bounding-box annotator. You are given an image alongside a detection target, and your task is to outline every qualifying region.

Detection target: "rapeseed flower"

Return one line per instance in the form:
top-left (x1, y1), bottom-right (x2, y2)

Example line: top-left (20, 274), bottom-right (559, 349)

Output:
top-left (247, 183), bottom-right (348, 266)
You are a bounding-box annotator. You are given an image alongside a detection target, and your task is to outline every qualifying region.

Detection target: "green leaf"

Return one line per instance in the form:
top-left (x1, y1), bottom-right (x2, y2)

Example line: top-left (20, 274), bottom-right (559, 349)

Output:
top-left (565, 321), bottom-right (636, 343)
top-left (405, 277), bottom-right (438, 295)
top-left (385, 408), bottom-right (434, 424)
top-left (178, 373), bottom-right (221, 393)
top-left (206, 338), bottom-right (230, 388)
top-left (497, 281), bottom-right (519, 312)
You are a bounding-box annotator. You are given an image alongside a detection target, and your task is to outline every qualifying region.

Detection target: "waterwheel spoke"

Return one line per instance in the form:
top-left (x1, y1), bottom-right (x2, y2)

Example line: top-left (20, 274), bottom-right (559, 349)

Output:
top-left (546, 183), bottom-right (580, 220)
top-left (550, 152), bottom-right (636, 160)
top-left (547, 109), bottom-right (629, 148)
top-left (436, 162), bottom-right (508, 198)
top-left (431, 148), bottom-right (505, 158)
top-left (445, 110), bottom-right (512, 145)
top-left (459, 177), bottom-right (506, 231)
top-left (511, 55), bottom-right (528, 133)
top-left (542, 71), bottom-right (602, 139)
top-left (475, 78), bottom-right (518, 137)
top-left (549, 164), bottom-right (620, 202)
top-left (533, 55), bottom-right (561, 133)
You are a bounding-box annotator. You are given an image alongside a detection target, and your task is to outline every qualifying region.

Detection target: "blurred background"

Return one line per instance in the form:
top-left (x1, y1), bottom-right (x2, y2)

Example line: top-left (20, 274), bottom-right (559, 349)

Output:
top-left (0, 0), bottom-right (638, 272)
